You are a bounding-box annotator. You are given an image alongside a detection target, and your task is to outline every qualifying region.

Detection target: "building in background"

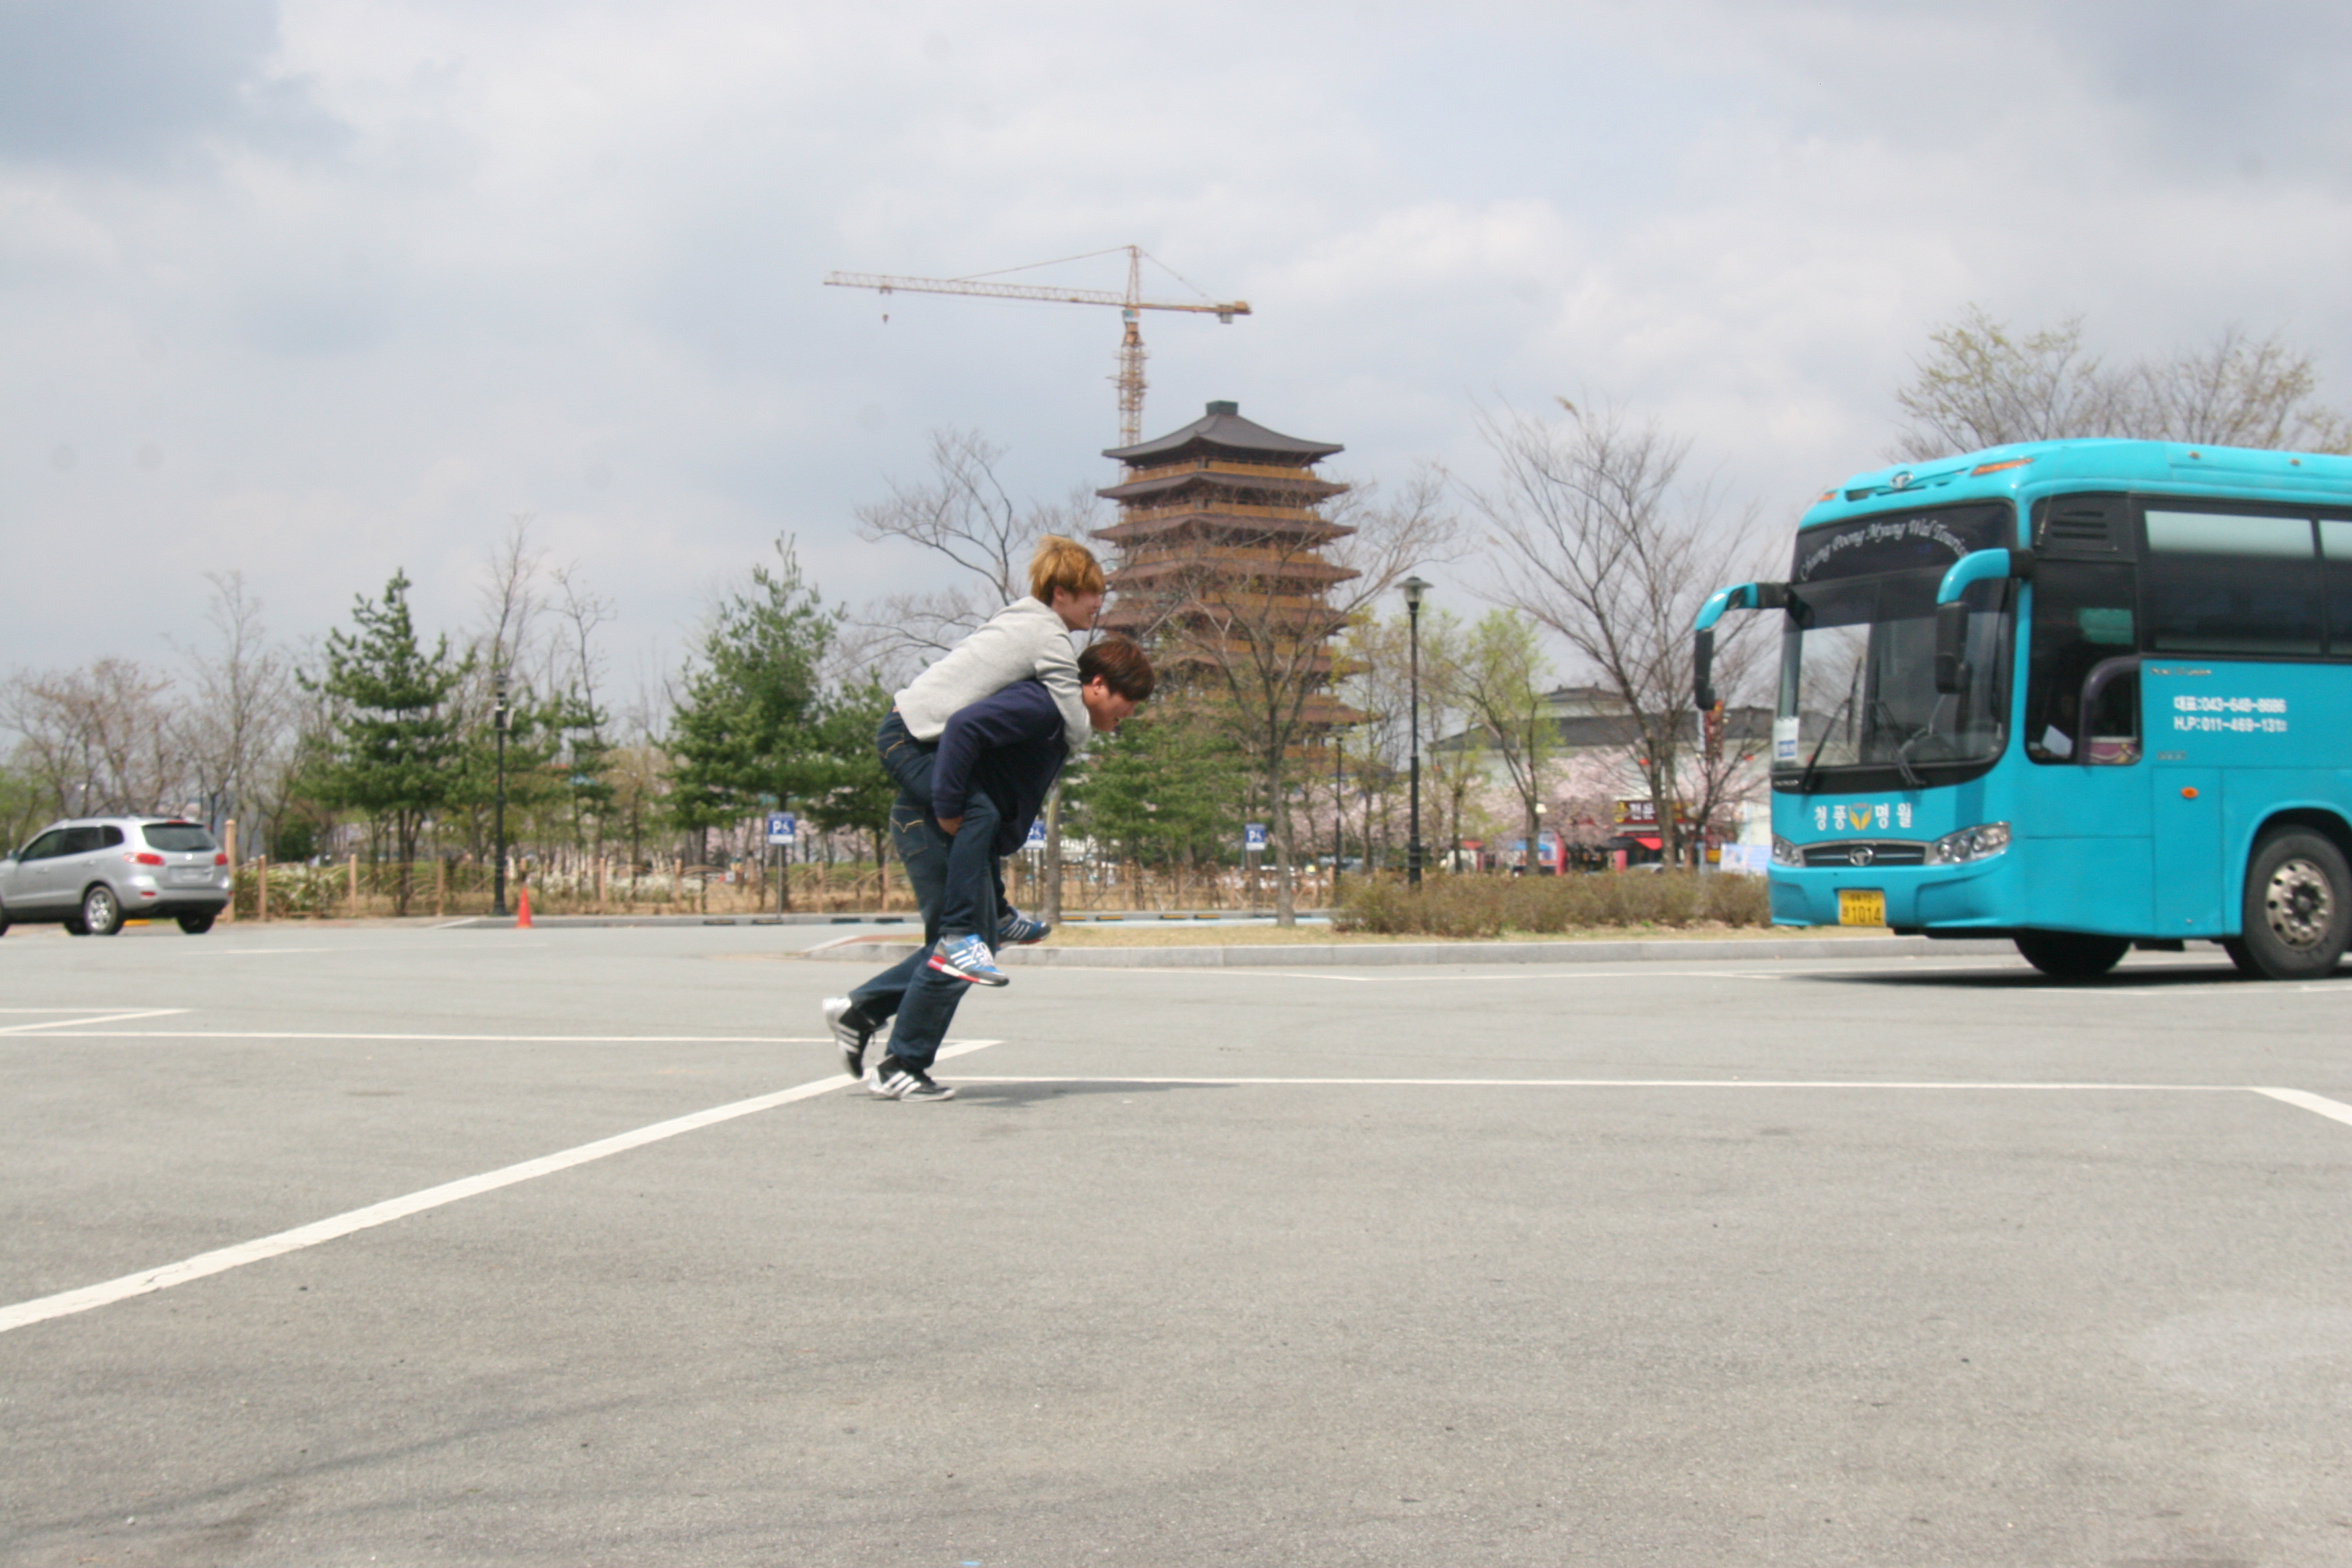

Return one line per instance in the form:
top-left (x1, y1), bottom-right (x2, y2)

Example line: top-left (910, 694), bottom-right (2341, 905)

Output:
top-left (1092, 400), bottom-right (1360, 731)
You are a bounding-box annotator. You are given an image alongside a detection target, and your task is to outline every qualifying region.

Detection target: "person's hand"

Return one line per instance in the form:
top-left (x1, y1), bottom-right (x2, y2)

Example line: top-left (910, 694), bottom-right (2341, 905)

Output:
top-left (936, 814), bottom-right (963, 835)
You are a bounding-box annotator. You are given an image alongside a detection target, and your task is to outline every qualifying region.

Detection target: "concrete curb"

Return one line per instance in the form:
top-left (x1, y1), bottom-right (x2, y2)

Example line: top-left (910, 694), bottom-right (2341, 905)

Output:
top-left (803, 934), bottom-right (2019, 968)
top-left (432, 909), bottom-right (1324, 931)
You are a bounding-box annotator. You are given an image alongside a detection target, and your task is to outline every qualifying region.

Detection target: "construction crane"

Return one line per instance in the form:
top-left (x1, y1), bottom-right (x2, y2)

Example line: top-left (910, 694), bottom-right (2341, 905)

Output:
top-left (824, 245), bottom-right (1250, 448)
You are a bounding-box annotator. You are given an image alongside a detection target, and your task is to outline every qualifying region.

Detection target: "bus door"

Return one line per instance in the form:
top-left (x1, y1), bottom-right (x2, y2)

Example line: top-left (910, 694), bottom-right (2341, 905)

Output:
top-left (2019, 562), bottom-right (2152, 930)
top-left (2145, 663), bottom-right (2226, 936)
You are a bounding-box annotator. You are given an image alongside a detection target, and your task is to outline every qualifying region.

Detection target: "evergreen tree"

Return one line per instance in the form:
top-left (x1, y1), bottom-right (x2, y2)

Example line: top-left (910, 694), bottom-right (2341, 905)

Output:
top-left (801, 681), bottom-right (896, 868)
top-left (1065, 701), bottom-right (1247, 871)
top-left (305, 570), bottom-right (472, 914)
top-left (668, 540), bottom-right (835, 853)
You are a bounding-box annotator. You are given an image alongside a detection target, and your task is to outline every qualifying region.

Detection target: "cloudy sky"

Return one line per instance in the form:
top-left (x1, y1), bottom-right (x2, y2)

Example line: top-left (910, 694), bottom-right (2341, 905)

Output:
top-left (7, 0), bottom-right (2349, 689)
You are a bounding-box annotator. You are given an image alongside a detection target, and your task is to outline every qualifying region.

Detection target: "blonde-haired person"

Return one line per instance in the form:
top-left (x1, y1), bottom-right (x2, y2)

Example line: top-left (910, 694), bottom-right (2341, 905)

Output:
top-left (891, 534), bottom-right (1105, 756)
top-left (831, 535), bottom-right (1105, 1027)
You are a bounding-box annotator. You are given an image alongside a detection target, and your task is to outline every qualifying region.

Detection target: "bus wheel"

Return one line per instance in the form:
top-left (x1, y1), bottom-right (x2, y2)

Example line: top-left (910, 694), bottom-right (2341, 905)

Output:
top-left (2235, 828), bottom-right (2352, 980)
top-left (2014, 932), bottom-right (2130, 979)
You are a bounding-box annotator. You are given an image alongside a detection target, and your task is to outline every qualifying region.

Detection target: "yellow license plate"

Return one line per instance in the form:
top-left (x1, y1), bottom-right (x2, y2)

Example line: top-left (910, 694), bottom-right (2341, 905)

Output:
top-left (1838, 889), bottom-right (1886, 926)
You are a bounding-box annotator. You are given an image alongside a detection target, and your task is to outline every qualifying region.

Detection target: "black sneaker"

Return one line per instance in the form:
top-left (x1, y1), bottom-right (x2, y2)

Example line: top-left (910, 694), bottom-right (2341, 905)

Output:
top-left (822, 996), bottom-right (875, 1079)
top-left (865, 1058), bottom-right (957, 1101)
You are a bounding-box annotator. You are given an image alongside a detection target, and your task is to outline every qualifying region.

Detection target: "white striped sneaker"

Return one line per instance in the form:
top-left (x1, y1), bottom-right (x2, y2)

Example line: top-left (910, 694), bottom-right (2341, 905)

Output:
top-left (865, 1059), bottom-right (957, 1101)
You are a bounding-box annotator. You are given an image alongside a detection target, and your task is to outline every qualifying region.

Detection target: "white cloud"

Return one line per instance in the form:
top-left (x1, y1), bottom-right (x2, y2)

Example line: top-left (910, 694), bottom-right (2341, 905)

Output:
top-left (5, 0), bottom-right (2351, 679)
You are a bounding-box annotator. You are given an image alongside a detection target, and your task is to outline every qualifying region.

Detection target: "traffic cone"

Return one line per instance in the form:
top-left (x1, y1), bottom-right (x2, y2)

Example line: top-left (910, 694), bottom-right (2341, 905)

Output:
top-left (516, 885), bottom-right (534, 928)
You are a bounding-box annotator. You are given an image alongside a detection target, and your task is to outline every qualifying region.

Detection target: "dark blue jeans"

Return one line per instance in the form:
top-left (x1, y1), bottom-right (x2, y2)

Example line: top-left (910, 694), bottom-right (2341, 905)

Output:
top-left (874, 709), bottom-right (1008, 940)
top-left (845, 792), bottom-right (969, 1073)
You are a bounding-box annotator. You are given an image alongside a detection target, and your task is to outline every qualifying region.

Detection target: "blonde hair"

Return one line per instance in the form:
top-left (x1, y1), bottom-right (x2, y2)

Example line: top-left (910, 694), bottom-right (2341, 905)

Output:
top-left (1028, 535), bottom-right (1106, 605)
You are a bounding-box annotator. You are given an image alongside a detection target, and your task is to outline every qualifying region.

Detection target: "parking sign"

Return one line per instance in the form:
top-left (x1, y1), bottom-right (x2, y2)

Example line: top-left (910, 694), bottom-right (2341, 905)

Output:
top-left (766, 812), bottom-right (796, 845)
top-left (1243, 822), bottom-right (1267, 852)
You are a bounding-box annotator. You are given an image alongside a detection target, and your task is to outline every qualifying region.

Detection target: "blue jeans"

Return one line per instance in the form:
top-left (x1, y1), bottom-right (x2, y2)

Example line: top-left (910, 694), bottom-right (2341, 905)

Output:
top-left (874, 709), bottom-right (1008, 940)
top-left (845, 793), bottom-right (969, 1073)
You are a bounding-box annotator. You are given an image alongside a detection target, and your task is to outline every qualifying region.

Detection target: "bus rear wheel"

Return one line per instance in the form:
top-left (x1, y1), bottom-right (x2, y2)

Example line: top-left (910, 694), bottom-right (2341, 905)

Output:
top-left (2014, 932), bottom-right (2130, 979)
top-left (2233, 828), bottom-right (2351, 980)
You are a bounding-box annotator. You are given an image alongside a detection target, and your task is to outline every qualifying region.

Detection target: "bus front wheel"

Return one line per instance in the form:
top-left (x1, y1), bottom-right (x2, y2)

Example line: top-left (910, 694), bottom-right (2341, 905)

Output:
top-left (2014, 932), bottom-right (2130, 979)
top-left (2232, 828), bottom-right (2351, 980)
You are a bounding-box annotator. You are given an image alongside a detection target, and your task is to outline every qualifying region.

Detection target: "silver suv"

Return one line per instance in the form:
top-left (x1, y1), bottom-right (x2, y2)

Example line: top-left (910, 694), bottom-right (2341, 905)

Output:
top-left (0, 817), bottom-right (233, 936)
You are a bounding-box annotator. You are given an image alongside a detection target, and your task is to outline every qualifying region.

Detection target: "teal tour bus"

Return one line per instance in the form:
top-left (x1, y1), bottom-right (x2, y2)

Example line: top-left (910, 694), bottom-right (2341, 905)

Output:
top-left (1694, 438), bottom-right (2352, 979)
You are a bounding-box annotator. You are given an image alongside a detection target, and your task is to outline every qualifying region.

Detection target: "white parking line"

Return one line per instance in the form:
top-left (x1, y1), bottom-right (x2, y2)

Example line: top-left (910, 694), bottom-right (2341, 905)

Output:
top-left (0, 1038), bottom-right (1003, 1336)
top-left (23, 1031), bottom-right (832, 1044)
top-left (956, 1075), bottom-right (2252, 1091)
top-left (0, 1010), bottom-right (189, 1034)
top-left (2254, 1087), bottom-right (2352, 1128)
top-left (957, 1075), bottom-right (2352, 1131)
top-left (1160, 969), bottom-right (1795, 985)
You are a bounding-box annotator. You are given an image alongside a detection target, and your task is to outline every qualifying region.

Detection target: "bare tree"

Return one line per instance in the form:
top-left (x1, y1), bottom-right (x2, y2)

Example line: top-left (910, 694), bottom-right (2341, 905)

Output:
top-left (1337, 607), bottom-right (1476, 871)
top-left (479, 514), bottom-right (548, 681)
top-left (852, 428), bottom-right (1103, 657)
top-left (1473, 401), bottom-right (1769, 868)
top-left (174, 572), bottom-right (297, 842)
top-left (1894, 306), bottom-right (2352, 460)
top-left (2126, 324), bottom-right (2352, 452)
top-left (1449, 609), bottom-right (1553, 871)
top-left (1132, 467), bottom-right (1455, 923)
top-left (2, 659), bottom-right (186, 817)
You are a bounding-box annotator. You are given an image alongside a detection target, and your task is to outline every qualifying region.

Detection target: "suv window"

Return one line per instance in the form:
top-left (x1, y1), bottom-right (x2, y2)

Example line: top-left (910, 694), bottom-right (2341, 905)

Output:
top-left (142, 823), bottom-right (218, 852)
top-left (18, 829), bottom-right (66, 861)
top-left (99, 825), bottom-right (124, 848)
top-left (62, 826), bottom-right (107, 854)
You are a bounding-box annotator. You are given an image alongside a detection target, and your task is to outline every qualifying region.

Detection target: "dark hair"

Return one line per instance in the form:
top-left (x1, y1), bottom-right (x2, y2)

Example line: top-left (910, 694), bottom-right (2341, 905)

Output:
top-left (1077, 638), bottom-right (1155, 701)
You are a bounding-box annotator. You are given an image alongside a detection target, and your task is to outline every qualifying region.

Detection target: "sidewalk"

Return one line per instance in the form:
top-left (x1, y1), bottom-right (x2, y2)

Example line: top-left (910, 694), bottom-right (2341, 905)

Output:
top-left (801, 932), bottom-right (2019, 968)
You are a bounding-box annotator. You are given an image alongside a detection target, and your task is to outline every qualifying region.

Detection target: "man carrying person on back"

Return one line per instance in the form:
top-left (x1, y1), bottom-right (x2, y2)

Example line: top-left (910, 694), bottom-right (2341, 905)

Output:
top-left (825, 638), bottom-right (1155, 1101)
top-left (869, 535), bottom-right (1104, 984)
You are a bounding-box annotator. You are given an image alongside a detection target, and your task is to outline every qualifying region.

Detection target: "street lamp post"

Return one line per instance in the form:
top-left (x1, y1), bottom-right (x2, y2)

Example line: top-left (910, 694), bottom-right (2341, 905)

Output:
top-left (1332, 727), bottom-right (1345, 898)
top-left (493, 673), bottom-right (511, 918)
top-left (1401, 575), bottom-right (1432, 887)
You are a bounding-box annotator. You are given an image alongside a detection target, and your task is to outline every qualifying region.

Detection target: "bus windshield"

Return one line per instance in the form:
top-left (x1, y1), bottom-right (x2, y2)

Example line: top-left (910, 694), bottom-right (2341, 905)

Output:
top-left (1775, 503), bottom-right (2017, 793)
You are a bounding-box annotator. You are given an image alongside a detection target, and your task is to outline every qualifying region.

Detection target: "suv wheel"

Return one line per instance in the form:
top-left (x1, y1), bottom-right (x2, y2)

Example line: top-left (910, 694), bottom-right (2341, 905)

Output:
top-left (81, 885), bottom-right (125, 937)
top-left (2234, 828), bottom-right (2351, 980)
top-left (177, 913), bottom-right (215, 934)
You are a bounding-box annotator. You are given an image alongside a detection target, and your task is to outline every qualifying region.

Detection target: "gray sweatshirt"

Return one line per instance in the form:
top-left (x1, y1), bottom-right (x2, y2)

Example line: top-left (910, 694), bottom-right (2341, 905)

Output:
top-left (894, 596), bottom-right (1091, 755)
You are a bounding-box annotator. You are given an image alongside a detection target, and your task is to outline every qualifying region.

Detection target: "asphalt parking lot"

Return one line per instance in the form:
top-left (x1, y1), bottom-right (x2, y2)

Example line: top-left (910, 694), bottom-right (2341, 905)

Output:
top-left (5, 922), bottom-right (2352, 1567)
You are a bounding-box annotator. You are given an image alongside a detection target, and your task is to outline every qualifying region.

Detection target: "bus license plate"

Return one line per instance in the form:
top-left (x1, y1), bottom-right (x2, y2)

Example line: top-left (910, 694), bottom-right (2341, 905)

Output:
top-left (1838, 889), bottom-right (1885, 926)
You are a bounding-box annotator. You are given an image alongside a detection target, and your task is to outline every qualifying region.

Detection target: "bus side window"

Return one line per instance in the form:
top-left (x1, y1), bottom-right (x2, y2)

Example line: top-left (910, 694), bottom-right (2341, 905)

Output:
top-left (2319, 520), bottom-right (2352, 653)
top-left (2143, 510), bottom-right (2320, 655)
top-left (2026, 562), bottom-right (2137, 764)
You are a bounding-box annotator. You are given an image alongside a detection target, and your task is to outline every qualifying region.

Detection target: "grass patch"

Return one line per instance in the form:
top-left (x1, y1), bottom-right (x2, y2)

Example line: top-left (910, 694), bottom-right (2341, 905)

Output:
top-left (1333, 871), bottom-right (1773, 939)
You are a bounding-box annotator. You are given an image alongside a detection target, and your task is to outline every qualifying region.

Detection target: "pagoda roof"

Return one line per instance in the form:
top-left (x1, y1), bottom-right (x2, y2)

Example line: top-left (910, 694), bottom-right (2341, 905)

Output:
top-left (1104, 401), bottom-right (1343, 465)
top-left (1097, 468), bottom-right (1346, 503)
top-left (1093, 513), bottom-right (1354, 548)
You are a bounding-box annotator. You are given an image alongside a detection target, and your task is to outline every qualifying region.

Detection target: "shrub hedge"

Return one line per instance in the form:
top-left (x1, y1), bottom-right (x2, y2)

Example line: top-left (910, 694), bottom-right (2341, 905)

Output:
top-left (1333, 871), bottom-right (1771, 938)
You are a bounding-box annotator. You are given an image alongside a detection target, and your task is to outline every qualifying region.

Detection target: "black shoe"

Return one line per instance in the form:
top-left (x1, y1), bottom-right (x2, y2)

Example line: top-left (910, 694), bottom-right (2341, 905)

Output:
top-left (865, 1057), bottom-right (957, 1101)
top-left (823, 996), bottom-right (875, 1079)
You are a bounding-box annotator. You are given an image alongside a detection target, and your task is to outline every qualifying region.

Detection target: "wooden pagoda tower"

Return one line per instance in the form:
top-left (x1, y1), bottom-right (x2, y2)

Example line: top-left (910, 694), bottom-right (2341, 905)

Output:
top-left (1091, 401), bottom-right (1359, 727)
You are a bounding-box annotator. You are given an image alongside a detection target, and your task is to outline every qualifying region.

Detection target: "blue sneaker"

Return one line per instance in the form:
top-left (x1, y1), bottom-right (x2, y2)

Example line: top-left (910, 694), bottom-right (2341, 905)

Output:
top-left (998, 908), bottom-right (1051, 946)
top-left (928, 933), bottom-right (1009, 986)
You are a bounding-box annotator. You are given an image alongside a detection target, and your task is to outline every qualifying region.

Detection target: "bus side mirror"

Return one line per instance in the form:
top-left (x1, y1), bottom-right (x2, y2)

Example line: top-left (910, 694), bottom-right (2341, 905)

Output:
top-left (1694, 628), bottom-right (1717, 712)
top-left (1934, 601), bottom-right (1971, 694)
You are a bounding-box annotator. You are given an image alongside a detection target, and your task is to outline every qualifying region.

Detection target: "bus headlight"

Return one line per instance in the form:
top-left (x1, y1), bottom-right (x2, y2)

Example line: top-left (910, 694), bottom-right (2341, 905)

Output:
top-left (1928, 822), bottom-right (2011, 865)
top-left (1771, 835), bottom-right (1802, 867)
